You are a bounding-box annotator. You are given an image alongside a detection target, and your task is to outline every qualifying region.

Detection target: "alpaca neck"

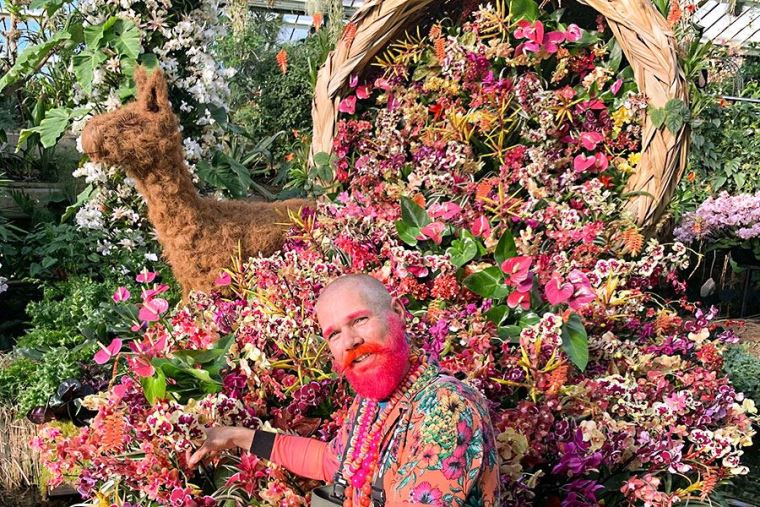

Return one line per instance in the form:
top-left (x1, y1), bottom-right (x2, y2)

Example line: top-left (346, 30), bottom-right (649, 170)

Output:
top-left (131, 151), bottom-right (204, 240)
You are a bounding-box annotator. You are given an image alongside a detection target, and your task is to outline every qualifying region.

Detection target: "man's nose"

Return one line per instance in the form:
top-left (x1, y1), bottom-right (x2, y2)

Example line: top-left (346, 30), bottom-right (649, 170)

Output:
top-left (344, 329), bottom-right (364, 350)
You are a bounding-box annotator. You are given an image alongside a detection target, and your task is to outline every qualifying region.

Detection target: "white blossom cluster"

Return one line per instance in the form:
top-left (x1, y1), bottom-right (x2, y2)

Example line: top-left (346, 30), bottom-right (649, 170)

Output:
top-left (68, 0), bottom-right (235, 266)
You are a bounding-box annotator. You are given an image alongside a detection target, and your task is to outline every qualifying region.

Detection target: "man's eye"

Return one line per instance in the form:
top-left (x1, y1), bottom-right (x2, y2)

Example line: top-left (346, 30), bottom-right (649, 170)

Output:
top-left (354, 317), bottom-right (368, 325)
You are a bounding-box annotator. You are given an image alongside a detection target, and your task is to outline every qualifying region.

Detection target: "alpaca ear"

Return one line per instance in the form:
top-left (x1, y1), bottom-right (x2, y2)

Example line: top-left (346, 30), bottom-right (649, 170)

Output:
top-left (133, 66), bottom-right (149, 95)
top-left (146, 68), bottom-right (171, 113)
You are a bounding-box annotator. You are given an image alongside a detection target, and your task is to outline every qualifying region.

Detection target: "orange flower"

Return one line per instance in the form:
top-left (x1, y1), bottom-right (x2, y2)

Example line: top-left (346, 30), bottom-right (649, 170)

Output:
top-left (285, 153), bottom-right (295, 162)
top-left (435, 37), bottom-right (446, 63)
top-left (412, 193), bottom-right (426, 208)
top-left (686, 171), bottom-right (696, 182)
top-left (429, 24), bottom-right (442, 39)
top-left (342, 22), bottom-right (357, 47)
top-left (276, 49), bottom-right (288, 74)
top-left (667, 0), bottom-right (682, 26)
top-left (312, 12), bottom-right (323, 31)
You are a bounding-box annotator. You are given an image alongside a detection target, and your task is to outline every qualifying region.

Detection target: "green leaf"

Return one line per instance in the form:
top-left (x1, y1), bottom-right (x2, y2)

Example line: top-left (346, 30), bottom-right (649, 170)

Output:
top-left (447, 233), bottom-right (479, 268)
top-left (510, 0), bottom-right (539, 21)
top-left (17, 107), bottom-right (88, 150)
top-left (519, 312), bottom-right (540, 327)
top-left (649, 106), bottom-right (666, 129)
top-left (0, 30), bottom-right (72, 93)
top-left (664, 99), bottom-right (689, 134)
top-left (313, 152), bottom-right (331, 166)
top-left (494, 229), bottom-right (517, 264)
top-left (84, 23), bottom-right (106, 48)
top-left (30, 0), bottom-right (66, 16)
top-left (400, 196), bottom-right (432, 228)
top-left (395, 221), bottom-right (419, 246)
top-left (463, 266), bottom-right (508, 299)
top-left (485, 305), bottom-right (509, 326)
top-left (73, 49), bottom-right (107, 94)
top-left (141, 368), bottom-right (167, 405)
top-left (607, 39), bottom-right (623, 73)
top-left (561, 313), bottom-right (589, 371)
top-left (108, 19), bottom-right (141, 60)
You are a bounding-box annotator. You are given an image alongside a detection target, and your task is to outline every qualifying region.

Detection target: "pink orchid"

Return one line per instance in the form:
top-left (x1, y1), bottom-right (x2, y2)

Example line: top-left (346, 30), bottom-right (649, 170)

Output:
top-left (545, 277), bottom-right (574, 305)
top-left (126, 355), bottom-right (155, 377)
top-left (470, 215), bottom-right (491, 238)
top-left (141, 284), bottom-right (170, 302)
top-left (374, 77), bottom-right (392, 91)
top-left (138, 297), bottom-right (169, 323)
top-left (542, 31), bottom-right (566, 54)
top-left (214, 271), bottom-right (232, 286)
top-left (564, 23), bottom-right (582, 42)
top-left (514, 20), bottom-right (544, 43)
top-left (349, 74), bottom-right (359, 87)
top-left (94, 338), bottom-right (122, 365)
top-left (507, 290), bottom-right (531, 310)
top-left (338, 95), bottom-right (357, 114)
top-left (573, 153), bottom-right (596, 173)
top-left (128, 335), bottom-right (168, 357)
top-left (611, 78), bottom-right (623, 95)
top-left (112, 286), bottom-right (131, 303)
top-left (428, 202), bottom-right (462, 220)
top-left (501, 256), bottom-right (533, 291)
top-left (135, 269), bottom-right (157, 283)
top-left (567, 270), bottom-right (596, 309)
top-left (579, 131), bottom-right (604, 151)
top-left (595, 152), bottom-right (609, 171)
top-left (408, 265), bottom-right (430, 278)
top-left (356, 85), bottom-right (371, 100)
top-left (417, 222), bottom-right (446, 244)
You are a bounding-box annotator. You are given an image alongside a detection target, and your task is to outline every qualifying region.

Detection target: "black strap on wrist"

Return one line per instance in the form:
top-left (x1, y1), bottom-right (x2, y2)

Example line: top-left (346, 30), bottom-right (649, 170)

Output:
top-left (249, 430), bottom-right (276, 460)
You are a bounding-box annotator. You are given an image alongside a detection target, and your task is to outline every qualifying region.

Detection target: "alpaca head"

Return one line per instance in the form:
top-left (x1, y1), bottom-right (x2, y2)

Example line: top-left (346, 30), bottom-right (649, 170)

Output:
top-left (81, 67), bottom-right (182, 180)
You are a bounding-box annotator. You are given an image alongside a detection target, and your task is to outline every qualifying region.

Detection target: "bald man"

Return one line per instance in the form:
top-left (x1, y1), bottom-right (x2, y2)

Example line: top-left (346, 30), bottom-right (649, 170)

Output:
top-left (189, 274), bottom-right (500, 506)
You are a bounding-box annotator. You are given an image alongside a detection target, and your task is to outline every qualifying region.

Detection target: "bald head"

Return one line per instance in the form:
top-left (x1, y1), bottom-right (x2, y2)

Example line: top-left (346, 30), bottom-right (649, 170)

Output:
top-left (316, 274), bottom-right (393, 313)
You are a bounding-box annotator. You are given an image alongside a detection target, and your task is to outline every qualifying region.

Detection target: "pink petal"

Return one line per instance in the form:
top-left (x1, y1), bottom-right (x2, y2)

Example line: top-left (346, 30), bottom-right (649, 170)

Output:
top-left (94, 338), bottom-right (122, 364)
top-left (408, 265), bottom-right (429, 278)
top-left (428, 202), bottom-right (462, 220)
top-left (564, 24), bottom-right (582, 42)
top-left (214, 272), bottom-right (232, 286)
top-left (349, 74), bottom-right (359, 88)
top-left (135, 270), bottom-right (157, 283)
top-left (417, 222), bottom-right (446, 245)
top-left (112, 286), bottom-right (131, 303)
top-left (595, 152), bottom-right (609, 171)
top-left (338, 95), bottom-right (357, 114)
top-left (356, 85), bottom-right (371, 100)
top-left (611, 79), bottom-right (623, 95)
top-left (579, 132), bottom-right (604, 151)
top-left (470, 215), bottom-right (491, 238)
top-left (501, 256), bottom-right (532, 277)
top-left (507, 290), bottom-right (531, 310)
top-left (127, 356), bottom-right (155, 377)
top-left (573, 153), bottom-right (596, 173)
top-left (545, 278), bottom-right (574, 305)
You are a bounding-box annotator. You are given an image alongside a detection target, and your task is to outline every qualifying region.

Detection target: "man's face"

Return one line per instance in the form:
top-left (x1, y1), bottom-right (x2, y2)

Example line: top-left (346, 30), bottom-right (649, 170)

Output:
top-left (316, 284), bottom-right (410, 400)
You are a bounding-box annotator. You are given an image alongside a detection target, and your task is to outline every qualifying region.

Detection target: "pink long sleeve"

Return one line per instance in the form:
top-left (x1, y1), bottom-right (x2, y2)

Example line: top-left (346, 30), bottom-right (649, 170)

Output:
top-left (269, 434), bottom-right (340, 482)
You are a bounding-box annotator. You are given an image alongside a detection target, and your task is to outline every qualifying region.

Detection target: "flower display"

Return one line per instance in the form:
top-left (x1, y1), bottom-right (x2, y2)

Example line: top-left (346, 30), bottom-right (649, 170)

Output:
top-left (674, 192), bottom-right (760, 257)
top-left (34, 3), bottom-right (756, 506)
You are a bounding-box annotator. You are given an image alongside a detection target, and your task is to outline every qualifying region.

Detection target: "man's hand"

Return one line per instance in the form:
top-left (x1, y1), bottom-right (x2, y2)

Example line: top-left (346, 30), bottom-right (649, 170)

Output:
top-left (187, 426), bottom-right (255, 468)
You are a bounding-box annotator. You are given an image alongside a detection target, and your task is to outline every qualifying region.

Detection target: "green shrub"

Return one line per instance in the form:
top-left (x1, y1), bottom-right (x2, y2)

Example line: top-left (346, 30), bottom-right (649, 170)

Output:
top-left (724, 345), bottom-right (760, 403)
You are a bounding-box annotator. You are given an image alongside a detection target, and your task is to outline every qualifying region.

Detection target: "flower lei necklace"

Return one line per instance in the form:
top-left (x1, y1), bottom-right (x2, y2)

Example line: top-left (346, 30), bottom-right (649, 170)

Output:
top-left (341, 354), bottom-right (430, 507)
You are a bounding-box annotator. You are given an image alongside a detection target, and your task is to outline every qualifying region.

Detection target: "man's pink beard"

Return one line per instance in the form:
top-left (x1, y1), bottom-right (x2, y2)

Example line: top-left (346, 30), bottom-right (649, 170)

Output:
top-left (335, 319), bottom-right (410, 401)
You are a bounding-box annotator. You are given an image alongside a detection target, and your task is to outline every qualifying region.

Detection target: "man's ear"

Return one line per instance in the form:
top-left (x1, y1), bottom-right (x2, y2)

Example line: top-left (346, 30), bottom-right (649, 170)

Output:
top-left (391, 298), bottom-right (407, 320)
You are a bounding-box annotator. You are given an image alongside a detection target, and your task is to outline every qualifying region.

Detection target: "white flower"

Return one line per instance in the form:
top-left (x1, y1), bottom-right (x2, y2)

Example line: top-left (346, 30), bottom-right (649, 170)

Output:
top-left (0, 276), bottom-right (8, 294)
top-left (145, 252), bottom-right (158, 262)
top-left (76, 203), bottom-right (105, 230)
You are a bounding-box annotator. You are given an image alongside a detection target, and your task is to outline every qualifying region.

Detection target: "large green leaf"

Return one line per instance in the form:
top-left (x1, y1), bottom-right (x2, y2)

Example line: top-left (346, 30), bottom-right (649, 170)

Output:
top-left (84, 23), bottom-right (106, 48)
top-left (30, 0), bottom-right (67, 16)
top-left (561, 313), bottom-right (589, 371)
top-left (108, 19), bottom-right (141, 59)
top-left (73, 49), bottom-right (107, 94)
top-left (400, 196), bottom-right (431, 228)
top-left (0, 30), bottom-right (71, 93)
top-left (17, 107), bottom-right (89, 150)
top-left (447, 231), bottom-right (479, 268)
top-left (463, 266), bottom-right (508, 299)
top-left (141, 367), bottom-right (167, 405)
top-left (494, 229), bottom-right (517, 264)
top-left (395, 221), bottom-right (419, 247)
top-left (510, 0), bottom-right (539, 21)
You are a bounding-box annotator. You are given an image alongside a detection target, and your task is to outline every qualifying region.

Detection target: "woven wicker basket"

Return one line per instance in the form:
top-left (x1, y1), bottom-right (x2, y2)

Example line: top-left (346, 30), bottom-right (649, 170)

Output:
top-left (311, 0), bottom-right (689, 230)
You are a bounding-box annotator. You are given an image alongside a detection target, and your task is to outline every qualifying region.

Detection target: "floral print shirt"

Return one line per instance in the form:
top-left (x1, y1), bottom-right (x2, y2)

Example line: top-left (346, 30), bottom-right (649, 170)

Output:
top-left (327, 362), bottom-right (501, 506)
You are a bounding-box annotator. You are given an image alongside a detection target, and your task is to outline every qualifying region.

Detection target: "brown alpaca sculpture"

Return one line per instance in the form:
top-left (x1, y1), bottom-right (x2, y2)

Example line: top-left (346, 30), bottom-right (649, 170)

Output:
top-left (80, 67), bottom-right (314, 295)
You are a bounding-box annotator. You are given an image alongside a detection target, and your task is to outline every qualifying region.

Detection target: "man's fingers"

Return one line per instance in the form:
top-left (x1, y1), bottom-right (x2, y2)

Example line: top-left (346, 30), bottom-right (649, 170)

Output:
top-left (188, 447), bottom-right (206, 468)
